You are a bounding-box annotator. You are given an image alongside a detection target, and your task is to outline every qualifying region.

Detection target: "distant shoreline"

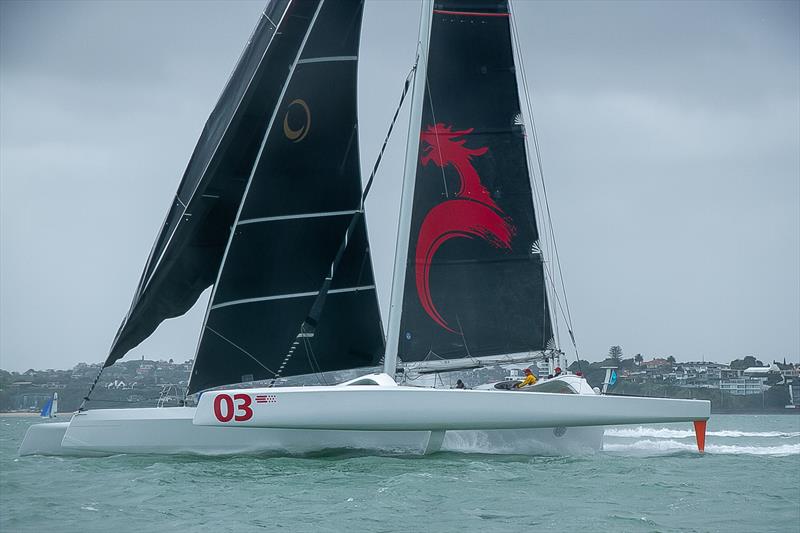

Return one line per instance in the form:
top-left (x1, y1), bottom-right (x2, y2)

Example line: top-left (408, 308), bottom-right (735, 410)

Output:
top-left (1, 412), bottom-right (42, 417)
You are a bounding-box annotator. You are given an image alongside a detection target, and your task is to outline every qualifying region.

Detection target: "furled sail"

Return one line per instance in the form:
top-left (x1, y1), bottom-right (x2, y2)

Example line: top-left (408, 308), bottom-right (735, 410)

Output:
top-left (104, 0), bottom-right (315, 367)
top-left (396, 0), bottom-right (554, 364)
top-left (189, 0), bottom-right (384, 394)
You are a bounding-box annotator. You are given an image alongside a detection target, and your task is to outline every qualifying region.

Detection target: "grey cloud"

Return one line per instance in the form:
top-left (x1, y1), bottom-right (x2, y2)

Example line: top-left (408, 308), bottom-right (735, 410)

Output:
top-left (1, 0), bottom-right (797, 372)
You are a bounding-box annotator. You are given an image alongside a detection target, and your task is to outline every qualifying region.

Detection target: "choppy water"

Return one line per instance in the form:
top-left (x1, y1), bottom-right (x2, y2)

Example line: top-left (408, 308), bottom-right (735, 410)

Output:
top-left (2, 414), bottom-right (798, 532)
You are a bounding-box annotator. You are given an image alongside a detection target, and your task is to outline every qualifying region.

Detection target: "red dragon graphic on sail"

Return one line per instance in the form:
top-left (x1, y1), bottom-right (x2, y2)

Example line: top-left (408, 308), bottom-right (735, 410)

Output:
top-left (416, 124), bottom-right (516, 332)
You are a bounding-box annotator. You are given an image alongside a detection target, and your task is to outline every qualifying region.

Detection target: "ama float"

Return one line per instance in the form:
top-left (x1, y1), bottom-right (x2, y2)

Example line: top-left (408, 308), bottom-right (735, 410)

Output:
top-left (20, 0), bottom-right (709, 457)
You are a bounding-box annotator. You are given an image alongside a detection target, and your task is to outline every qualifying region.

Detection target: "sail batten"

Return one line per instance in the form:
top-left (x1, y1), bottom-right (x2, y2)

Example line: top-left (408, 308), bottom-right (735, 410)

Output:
top-left (238, 210), bottom-right (359, 225)
top-left (297, 55), bottom-right (357, 65)
top-left (211, 285), bottom-right (376, 310)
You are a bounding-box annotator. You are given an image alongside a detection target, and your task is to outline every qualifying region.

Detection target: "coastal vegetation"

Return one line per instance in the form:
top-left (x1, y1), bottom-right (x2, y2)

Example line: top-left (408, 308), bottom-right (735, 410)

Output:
top-left (1, 352), bottom-right (797, 413)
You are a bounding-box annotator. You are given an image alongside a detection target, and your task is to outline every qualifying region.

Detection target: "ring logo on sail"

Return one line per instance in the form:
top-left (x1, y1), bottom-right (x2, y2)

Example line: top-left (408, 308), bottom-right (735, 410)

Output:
top-left (283, 98), bottom-right (311, 142)
top-left (415, 124), bottom-right (516, 333)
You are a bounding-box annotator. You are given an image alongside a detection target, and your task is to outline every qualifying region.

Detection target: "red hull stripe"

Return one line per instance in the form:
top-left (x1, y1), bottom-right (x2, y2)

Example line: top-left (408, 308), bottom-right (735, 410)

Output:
top-left (433, 9), bottom-right (509, 18)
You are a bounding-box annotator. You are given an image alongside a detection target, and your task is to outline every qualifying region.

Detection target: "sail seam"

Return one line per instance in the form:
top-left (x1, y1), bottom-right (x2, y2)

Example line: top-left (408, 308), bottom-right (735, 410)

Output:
top-left (211, 285), bottom-right (376, 310)
top-left (297, 55), bottom-right (357, 65)
top-left (238, 210), bottom-right (358, 225)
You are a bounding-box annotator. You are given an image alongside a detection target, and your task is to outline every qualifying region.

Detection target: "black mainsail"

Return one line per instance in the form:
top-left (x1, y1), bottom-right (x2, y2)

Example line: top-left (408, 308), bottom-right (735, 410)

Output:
top-left (394, 0), bottom-right (554, 365)
top-left (189, 0), bottom-right (384, 393)
top-left (105, 0), bottom-right (313, 367)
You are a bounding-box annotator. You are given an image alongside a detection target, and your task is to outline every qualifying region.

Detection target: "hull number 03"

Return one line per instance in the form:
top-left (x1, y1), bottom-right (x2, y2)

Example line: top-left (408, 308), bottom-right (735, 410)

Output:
top-left (213, 393), bottom-right (253, 422)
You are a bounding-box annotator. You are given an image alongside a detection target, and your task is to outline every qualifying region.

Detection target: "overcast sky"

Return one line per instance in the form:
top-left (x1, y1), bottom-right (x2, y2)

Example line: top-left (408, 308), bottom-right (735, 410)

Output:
top-left (1, 0), bottom-right (798, 372)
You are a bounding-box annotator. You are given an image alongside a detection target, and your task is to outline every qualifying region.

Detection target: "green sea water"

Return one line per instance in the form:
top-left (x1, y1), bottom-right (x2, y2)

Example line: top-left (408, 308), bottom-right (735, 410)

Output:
top-left (1, 414), bottom-right (798, 532)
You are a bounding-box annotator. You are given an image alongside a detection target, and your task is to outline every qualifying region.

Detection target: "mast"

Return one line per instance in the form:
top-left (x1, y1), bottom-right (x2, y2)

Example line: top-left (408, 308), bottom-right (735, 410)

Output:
top-left (384, 0), bottom-right (434, 377)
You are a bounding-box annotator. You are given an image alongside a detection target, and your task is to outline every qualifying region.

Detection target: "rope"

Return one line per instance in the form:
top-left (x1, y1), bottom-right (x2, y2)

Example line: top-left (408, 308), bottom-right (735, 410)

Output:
top-left (206, 326), bottom-right (279, 377)
top-left (425, 73), bottom-right (450, 198)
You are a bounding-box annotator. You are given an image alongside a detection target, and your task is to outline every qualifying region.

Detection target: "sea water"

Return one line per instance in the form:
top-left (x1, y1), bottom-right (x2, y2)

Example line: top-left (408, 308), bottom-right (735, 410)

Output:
top-left (1, 414), bottom-right (798, 532)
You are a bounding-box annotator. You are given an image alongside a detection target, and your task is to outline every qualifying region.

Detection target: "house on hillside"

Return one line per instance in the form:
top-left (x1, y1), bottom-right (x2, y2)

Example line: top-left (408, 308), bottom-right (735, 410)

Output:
top-left (775, 361), bottom-right (799, 379)
top-left (720, 364), bottom-right (782, 395)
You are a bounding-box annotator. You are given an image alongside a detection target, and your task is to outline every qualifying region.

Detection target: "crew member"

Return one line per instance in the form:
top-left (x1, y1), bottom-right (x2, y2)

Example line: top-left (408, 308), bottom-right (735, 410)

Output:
top-left (516, 368), bottom-right (537, 388)
top-left (455, 379), bottom-right (466, 389)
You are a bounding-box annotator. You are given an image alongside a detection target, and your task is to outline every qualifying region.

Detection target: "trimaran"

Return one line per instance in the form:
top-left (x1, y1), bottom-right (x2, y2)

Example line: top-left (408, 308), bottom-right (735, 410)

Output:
top-left (20, 0), bottom-right (709, 457)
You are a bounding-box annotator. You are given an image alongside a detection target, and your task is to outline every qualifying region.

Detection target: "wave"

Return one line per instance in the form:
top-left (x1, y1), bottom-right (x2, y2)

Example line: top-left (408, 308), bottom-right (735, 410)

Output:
top-left (604, 427), bottom-right (800, 439)
top-left (604, 439), bottom-right (800, 456)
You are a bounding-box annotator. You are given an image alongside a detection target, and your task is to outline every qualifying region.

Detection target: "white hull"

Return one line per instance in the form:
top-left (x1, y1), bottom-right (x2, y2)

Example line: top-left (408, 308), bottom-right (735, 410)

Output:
top-left (193, 374), bottom-right (710, 431)
top-left (19, 374), bottom-right (707, 457)
top-left (18, 407), bottom-right (604, 457)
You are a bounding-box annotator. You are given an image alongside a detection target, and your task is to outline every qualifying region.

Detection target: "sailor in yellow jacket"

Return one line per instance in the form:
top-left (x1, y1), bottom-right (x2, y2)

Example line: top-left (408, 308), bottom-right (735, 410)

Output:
top-left (516, 368), bottom-right (538, 388)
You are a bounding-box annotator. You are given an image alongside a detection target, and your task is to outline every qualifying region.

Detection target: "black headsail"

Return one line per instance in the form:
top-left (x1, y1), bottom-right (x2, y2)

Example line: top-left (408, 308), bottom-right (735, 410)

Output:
top-left (189, 0), bottom-right (384, 394)
top-left (396, 0), bottom-right (554, 365)
top-left (105, 0), bottom-right (316, 367)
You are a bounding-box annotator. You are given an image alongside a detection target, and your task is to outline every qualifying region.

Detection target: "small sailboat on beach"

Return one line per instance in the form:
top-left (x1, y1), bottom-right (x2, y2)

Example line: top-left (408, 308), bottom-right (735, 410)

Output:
top-left (20, 0), bottom-right (709, 457)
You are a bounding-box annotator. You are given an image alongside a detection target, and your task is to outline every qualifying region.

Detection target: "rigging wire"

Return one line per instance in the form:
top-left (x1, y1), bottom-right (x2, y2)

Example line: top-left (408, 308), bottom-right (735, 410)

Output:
top-left (508, 0), bottom-right (582, 371)
top-left (425, 73), bottom-right (450, 199)
top-left (78, 366), bottom-right (105, 411)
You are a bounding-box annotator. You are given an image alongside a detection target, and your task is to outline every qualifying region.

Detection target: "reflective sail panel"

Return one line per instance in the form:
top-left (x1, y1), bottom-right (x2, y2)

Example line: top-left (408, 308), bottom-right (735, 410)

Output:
top-left (105, 0), bottom-right (316, 367)
top-left (397, 0), bottom-right (554, 362)
top-left (190, 0), bottom-right (384, 394)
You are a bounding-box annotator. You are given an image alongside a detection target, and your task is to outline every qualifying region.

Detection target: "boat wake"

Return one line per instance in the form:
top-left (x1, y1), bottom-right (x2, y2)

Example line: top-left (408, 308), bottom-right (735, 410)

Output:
top-left (604, 427), bottom-right (800, 439)
top-left (603, 439), bottom-right (799, 456)
top-left (441, 427), bottom-right (604, 456)
top-left (603, 425), bottom-right (800, 456)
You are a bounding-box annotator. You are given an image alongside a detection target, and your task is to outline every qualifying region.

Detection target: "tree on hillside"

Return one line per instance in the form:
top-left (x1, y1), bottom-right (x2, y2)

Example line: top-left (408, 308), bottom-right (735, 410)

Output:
top-left (730, 355), bottom-right (763, 369)
top-left (567, 360), bottom-right (591, 373)
top-left (608, 346), bottom-right (623, 364)
top-left (667, 355), bottom-right (676, 365)
top-left (634, 354), bottom-right (644, 365)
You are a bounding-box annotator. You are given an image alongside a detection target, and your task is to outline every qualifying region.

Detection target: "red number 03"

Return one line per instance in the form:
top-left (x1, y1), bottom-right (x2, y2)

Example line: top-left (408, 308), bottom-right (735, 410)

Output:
top-left (213, 393), bottom-right (253, 422)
